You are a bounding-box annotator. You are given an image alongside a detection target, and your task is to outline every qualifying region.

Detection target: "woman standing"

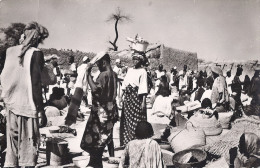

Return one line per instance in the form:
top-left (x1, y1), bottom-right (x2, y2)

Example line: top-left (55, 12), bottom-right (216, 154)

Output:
top-left (120, 52), bottom-right (148, 146)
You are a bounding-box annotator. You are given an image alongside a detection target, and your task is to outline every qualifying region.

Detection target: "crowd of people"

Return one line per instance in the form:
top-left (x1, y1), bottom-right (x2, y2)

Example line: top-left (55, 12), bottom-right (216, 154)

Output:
top-left (0, 21), bottom-right (259, 168)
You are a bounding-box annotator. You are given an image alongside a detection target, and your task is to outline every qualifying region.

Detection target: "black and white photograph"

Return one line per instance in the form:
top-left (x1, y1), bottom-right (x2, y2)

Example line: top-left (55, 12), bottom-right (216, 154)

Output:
top-left (0, 0), bottom-right (260, 167)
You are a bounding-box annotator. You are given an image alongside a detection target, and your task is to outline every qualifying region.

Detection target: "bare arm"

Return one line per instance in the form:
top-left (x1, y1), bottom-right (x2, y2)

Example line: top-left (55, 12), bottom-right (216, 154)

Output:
top-left (31, 51), bottom-right (44, 112)
top-left (31, 51), bottom-right (47, 127)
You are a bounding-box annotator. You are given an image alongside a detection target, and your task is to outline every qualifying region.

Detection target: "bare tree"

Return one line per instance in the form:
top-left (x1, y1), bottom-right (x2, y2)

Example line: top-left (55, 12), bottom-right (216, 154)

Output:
top-left (107, 7), bottom-right (131, 51)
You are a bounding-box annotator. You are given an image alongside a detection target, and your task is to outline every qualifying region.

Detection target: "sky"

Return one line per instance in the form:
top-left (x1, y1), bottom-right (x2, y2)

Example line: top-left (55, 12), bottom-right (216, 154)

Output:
top-left (0, 0), bottom-right (260, 61)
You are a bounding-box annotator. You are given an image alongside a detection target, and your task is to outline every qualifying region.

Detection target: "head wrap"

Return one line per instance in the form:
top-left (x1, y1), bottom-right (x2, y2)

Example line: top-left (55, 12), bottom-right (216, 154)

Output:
top-left (236, 132), bottom-right (260, 165)
top-left (115, 59), bottom-right (121, 63)
top-left (90, 51), bottom-right (108, 64)
top-left (211, 66), bottom-right (223, 76)
top-left (82, 56), bottom-right (90, 62)
top-left (132, 51), bottom-right (149, 67)
top-left (19, 22), bottom-right (49, 65)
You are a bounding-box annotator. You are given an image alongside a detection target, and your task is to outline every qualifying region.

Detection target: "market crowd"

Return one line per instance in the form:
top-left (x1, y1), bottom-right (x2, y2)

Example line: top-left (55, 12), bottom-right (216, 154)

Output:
top-left (0, 22), bottom-right (259, 168)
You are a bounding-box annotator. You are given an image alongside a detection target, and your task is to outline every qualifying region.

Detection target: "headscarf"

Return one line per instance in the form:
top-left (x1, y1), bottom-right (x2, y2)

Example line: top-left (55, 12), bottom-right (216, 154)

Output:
top-left (19, 22), bottom-right (49, 65)
top-left (132, 51), bottom-right (149, 67)
top-left (237, 132), bottom-right (260, 164)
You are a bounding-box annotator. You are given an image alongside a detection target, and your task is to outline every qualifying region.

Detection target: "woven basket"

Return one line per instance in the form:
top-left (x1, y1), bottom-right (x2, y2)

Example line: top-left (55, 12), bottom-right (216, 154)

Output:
top-left (218, 111), bottom-right (233, 129)
top-left (132, 42), bottom-right (149, 52)
top-left (188, 111), bottom-right (223, 136)
top-left (172, 149), bottom-right (207, 168)
top-left (168, 122), bottom-right (206, 153)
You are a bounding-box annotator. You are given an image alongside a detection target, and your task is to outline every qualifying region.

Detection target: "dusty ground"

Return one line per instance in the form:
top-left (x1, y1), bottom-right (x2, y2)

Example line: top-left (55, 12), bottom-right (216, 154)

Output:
top-left (37, 104), bottom-right (229, 168)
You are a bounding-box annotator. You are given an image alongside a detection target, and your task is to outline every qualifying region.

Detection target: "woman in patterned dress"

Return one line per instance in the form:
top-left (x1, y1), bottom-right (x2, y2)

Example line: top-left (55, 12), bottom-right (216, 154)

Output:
top-left (120, 52), bottom-right (148, 146)
top-left (80, 52), bottom-right (118, 168)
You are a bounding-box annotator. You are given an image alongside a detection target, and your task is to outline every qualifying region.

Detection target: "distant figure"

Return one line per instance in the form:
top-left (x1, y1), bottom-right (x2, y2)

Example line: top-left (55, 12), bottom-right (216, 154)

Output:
top-left (113, 59), bottom-right (123, 107)
top-left (225, 70), bottom-right (233, 95)
top-left (183, 64), bottom-right (188, 74)
top-left (155, 75), bottom-right (171, 97)
top-left (211, 66), bottom-right (229, 112)
top-left (178, 70), bottom-right (188, 95)
top-left (155, 64), bottom-right (166, 93)
top-left (68, 55), bottom-right (77, 95)
top-left (1, 22), bottom-right (48, 167)
top-left (76, 56), bottom-right (90, 106)
top-left (113, 58), bottom-right (122, 76)
top-left (170, 67), bottom-right (178, 94)
top-left (244, 67), bottom-right (260, 118)
top-left (243, 75), bottom-right (251, 95)
top-left (231, 67), bottom-right (244, 111)
top-left (200, 78), bottom-right (213, 102)
top-left (194, 79), bottom-right (205, 102)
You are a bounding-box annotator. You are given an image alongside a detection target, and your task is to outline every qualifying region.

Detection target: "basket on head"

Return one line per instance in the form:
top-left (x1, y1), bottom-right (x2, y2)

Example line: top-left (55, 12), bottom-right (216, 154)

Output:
top-left (172, 149), bottom-right (207, 168)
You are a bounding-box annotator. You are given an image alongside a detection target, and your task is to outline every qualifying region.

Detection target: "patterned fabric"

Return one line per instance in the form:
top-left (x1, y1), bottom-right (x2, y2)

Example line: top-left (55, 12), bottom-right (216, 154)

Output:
top-left (120, 85), bottom-right (147, 146)
top-left (80, 101), bottom-right (118, 151)
top-left (119, 139), bottom-right (163, 168)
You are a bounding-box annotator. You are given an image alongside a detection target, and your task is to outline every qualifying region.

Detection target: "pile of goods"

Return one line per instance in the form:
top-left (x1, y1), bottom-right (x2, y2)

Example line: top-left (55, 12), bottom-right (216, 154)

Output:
top-left (203, 117), bottom-right (260, 156)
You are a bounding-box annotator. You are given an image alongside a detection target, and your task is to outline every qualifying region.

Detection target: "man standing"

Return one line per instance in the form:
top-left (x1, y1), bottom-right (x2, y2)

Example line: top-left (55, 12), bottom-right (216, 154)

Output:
top-left (1, 22), bottom-right (48, 167)
top-left (113, 58), bottom-right (122, 76)
top-left (231, 66), bottom-right (244, 109)
top-left (155, 64), bottom-right (165, 93)
top-left (225, 69), bottom-right (233, 95)
top-left (80, 52), bottom-right (118, 168)
top-left (211, 66), bottom-right (229, 112)
top-left (76, 56), bottom-right (90, 106)
top-left (113, 59), bottom-right (123, 107)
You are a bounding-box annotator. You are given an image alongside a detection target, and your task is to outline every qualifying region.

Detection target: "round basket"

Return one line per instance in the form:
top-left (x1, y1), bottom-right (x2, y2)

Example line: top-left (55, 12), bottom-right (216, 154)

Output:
top-left (172, 149), bottom-right (207, 168)
top-left (132, 42), bottom-right (149, 52)
top-left (168, 122), bottom-right (206, 153)
top-left (188, 111), bottom-right (223, 136)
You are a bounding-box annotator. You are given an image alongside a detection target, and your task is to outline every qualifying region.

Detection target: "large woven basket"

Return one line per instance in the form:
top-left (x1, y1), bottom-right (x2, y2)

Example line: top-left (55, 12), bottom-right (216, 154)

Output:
top-left (168, 122), bottom-right (206, 153)
top-left (188, 111), bottom-right (223, 136)
top-left (172, 149), bottom-right (207, 168)
top-left (132, 42), bottom-right (149, 52)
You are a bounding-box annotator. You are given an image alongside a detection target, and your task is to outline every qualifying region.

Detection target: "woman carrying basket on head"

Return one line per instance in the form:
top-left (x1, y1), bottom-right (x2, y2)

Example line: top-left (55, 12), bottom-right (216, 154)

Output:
top-left (119, 51), bottom-right (149, 146)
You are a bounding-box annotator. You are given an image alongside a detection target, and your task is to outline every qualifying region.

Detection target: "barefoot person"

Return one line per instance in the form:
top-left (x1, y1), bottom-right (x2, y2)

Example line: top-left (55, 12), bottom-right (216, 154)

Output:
top-left (80, 52), bottom-right (118, 168)
top-left (1, 22), bottom-right (48, 167)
